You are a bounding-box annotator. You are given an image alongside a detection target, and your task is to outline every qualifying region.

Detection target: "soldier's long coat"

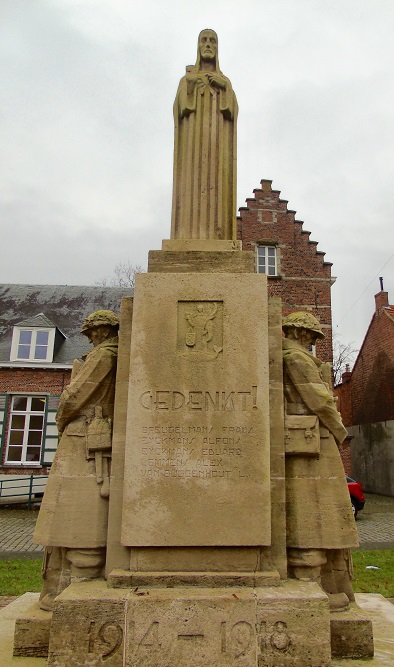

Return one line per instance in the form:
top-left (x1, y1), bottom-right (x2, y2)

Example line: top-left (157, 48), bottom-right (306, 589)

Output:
top-left (283, 338), bottom-right (358, 550)
top-left (34, 338), bottom-right (118, 548)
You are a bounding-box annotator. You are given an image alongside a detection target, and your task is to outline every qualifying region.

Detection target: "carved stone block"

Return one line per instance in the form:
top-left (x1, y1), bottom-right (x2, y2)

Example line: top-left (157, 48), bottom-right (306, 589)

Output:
top-left (47, 581), bottom-right (127, 667)
top-left (330, 610), bottom-right (374, 659)
top-left (46, 580), bottom-right (331, 667)
top-left (121, 272), bottom-right (271, 549)
top-left (13, 601), bottom-right (51, 658)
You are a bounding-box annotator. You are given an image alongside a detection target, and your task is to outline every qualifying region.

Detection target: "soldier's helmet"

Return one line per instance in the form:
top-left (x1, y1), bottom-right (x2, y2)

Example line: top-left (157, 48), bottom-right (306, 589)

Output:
top-left (81, 310), bottom-right (120, 335)
top-left (282, 311), bottom-right (324, 338)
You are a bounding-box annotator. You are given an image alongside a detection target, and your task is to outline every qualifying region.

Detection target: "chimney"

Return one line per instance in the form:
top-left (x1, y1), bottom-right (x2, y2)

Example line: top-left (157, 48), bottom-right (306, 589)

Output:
top-left (375, 277), bottom-right (389, 312)
top-left (375, 290), bottom-right (389, 312)
top-left (341, 365), bottom-right (352, 383)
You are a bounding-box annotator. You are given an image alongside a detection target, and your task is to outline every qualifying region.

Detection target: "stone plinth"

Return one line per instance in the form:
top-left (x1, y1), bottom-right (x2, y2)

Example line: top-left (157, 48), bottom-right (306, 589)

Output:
top-left (47, 579), bottom-right (331, 667)
top-left (108, 569), bottom-right (280, 588)
top-left (13, 601), bottom-right (51, 658)
top-left (148, 249), bottom-right (256, 274)
top-left (121, 272), bottom-right (271, 550)
top-left (162, 240), bottom-right (242, 251)
top-left (330, 607), bottom-right (374, 659)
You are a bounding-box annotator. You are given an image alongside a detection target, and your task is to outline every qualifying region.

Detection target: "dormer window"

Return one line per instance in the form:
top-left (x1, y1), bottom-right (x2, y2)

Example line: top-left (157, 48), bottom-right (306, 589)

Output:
top-left (10, 327), bottom-right (56, 362)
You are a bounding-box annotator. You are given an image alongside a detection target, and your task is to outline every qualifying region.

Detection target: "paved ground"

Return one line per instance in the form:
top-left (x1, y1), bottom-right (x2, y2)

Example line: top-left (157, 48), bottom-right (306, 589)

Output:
top-left (0, 493), bottom-right (393, 558)
top-left (353, 493), bottom-right (394, 550)
top-left (0, 507), bottom-right (43, 560)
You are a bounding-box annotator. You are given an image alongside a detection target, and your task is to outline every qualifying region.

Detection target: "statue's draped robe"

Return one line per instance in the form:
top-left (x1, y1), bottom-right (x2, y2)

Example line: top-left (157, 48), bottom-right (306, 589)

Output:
top-left (171, 67), bottom-right (238, 240)
top-left (34, 338), bottom-right (118, 549)
top-left (283, 339), bottom-right (358, 550)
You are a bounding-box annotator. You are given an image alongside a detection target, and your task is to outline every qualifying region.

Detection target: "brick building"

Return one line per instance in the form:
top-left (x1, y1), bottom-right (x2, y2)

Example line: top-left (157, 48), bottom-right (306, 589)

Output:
top-left (335, 285), bottom-right (394, 495)
top-left (237, 180), bottom-right (334, 362)
top-left (0, 285), bottom-right (130, 485)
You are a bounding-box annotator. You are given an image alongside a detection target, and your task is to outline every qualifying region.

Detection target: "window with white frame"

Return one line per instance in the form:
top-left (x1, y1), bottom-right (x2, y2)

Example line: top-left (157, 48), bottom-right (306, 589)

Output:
top-left (256, 245), bottom-right (277, 276)
top-left (5, 396), bottom-right (46, 465)
top-left (10, 328), bottom-right (55, 362)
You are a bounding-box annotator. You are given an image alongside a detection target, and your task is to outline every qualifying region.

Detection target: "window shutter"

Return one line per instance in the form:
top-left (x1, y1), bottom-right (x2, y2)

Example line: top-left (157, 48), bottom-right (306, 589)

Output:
top-left (41, 396), bottom-right (60, 465)
top-left (0, 394), bottom-right (8, 458)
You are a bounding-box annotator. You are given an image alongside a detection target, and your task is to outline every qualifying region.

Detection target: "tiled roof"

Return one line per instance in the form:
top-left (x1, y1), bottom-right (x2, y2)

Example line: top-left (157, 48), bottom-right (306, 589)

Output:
top-left (0, 284), bottom-right (132, 364)
top-left (15, 313), bottom-right (58, 329)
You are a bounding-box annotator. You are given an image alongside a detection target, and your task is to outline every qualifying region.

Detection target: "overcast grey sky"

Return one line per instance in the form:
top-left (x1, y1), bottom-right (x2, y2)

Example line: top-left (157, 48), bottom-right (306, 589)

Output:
top-left (1, 0), bottom-right (393, 353)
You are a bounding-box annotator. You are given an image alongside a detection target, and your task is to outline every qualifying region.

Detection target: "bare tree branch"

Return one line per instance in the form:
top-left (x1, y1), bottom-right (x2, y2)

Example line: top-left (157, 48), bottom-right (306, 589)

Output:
top-left (96, 261), bottom-right (144, 289)
top-left (332, 332), bottom-right (358, 386)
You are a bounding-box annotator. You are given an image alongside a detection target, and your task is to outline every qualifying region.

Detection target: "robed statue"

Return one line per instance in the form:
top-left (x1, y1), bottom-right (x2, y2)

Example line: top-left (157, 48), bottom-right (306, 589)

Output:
top-left (171, 29), bottom-right (238, 241)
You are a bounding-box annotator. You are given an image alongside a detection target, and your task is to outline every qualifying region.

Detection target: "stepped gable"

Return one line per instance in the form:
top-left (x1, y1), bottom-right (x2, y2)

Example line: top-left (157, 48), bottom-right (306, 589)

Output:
top-left (237, 179), bottom-right (334, 362)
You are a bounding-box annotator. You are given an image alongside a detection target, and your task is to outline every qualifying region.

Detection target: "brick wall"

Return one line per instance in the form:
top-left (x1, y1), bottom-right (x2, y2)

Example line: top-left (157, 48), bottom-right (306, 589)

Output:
top-left (334, 370), bottom-right (352, 427)
top-left (335, 291), bottom-right (394, 426)
top-left (338, 437), bottom-right (352, 476)
top-left (0, 367), bottom-right (71, 396)
top-left (0, 367), bottom-right (71, 473)
top-left (237, 180), bottom-right (334, 362)
top-left (350, 299), bottom-right (394, 425)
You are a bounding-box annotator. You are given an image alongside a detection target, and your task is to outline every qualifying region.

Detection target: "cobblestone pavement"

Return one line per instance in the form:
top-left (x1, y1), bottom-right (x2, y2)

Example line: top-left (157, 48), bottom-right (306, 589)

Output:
top-left (0, 493), bottom-right (393, 557)
top-left (0, 508), bottom-right (43, 559)
top-left (354, 493), bottom-right (394, 550)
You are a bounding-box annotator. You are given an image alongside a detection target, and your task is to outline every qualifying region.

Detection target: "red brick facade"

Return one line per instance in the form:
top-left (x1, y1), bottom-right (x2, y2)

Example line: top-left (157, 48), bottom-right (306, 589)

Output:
top-left (335, 290), bottom-right (394, 426)
top-left (237, 180), bottom-right (334, 362)
top-left (0, 367), bottom-right (71, 474)
top-left (338, 438), bottom-right (352, 476)
top-left (0, 368), bottom-right (71, 397)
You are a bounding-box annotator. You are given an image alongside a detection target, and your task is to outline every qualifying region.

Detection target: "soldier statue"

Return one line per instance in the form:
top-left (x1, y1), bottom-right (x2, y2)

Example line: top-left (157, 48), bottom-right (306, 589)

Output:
top-left (282, 312), bottom-right (358, 611)
top-left (34, 310), bottom-right (119, 611)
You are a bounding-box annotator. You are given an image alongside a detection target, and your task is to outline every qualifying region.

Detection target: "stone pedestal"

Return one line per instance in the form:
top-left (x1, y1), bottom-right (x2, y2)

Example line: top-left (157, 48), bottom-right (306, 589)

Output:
top-left (330, 608), bottom-right (374, 659)
top-left (46, 579), bottom-right (331, 667)
top-left (13, 601), bottom-right (51, 658)
top-left (12, 255), bottom-right (374, 665)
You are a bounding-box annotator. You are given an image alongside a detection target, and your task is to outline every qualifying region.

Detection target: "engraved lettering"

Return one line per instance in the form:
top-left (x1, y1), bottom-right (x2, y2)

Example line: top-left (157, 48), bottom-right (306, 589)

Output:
top-left (237, 391), bottom-right (251, 410)
top-left (231, 621), bottom-right (254, 658)
top-left (270, 621), bottom-right (290, 651)
top-left (138, 387), bottom-right (259, 411)
top-left (156, 391), bottom-right (170, 409)
top-left (221, 621), bottom-right (254, 658)
top-left (100, 623), bottom-right (123, 661)
top-left (221, 392), bottom-right (235, 411)
top-left (221, 621), bottom-right (227, 653)
top-left (205, 391), bottom-right (220, 410)
top-left (88, 620), bottom-right (123, 660)
top-left (139, 621), bottom-right (161, 648)
top-left (188, 391), bottom-right (203, 410)
top-left (140, 391), bottom-right (152, 409)
top-left (172, 391), bottom-right (185, 409)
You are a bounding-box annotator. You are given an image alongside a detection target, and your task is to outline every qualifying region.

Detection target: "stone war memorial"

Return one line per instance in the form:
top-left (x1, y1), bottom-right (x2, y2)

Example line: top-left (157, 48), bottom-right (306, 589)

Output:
top-left (14, 29), bottom-right (374, 666)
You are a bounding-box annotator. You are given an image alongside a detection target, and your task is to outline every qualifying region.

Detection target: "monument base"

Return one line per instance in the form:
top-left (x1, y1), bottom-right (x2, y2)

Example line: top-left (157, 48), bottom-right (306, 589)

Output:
top-left (44, 579), bottom-right (332, 667)
top-left (13, 600), bottom-right (51, 658)
top-left (107, 569), bottom-right (280, 588)
top-left (330, 608), bottom-right (374, 659)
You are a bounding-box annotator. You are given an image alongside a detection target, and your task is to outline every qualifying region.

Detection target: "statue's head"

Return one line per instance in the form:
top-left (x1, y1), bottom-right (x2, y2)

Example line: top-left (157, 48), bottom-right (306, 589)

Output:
top-left (196, 29), bottom-right (219, 70)
top-left (81, 310), bottom-right (119, 347)
top-left (282, 311), bottom-right (324, 348)
top-left (198, 29), bottom-right (218, 60)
